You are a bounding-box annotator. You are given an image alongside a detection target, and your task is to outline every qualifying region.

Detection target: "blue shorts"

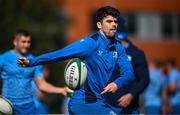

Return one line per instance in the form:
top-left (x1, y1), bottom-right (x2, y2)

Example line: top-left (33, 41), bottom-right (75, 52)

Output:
top-left (68, 99), bottom-right (118, 114)
top-left (13, 101), bottom-right (35, 114)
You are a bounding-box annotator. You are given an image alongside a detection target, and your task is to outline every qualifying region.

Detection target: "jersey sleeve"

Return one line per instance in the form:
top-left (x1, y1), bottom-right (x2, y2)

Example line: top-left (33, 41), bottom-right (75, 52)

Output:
top-left (34, 65), bottom-right (43, 78)
top-left (114, 44), bottom-right (134, 89)
top-left (28, 37), bottom-right (97, 66)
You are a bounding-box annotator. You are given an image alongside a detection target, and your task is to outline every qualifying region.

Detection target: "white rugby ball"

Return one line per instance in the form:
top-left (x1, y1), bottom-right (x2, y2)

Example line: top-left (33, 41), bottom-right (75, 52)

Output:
top-left (0, 96), bottom-right (13, 115)
top-left (64, 58), bottom-right (87, 90)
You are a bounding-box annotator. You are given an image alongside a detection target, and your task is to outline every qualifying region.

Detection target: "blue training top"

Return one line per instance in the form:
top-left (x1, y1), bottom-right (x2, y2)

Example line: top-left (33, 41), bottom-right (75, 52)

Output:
top-left (167, 68), bottom-right (180, 106)
top-left (27, 31), bottom-right (134, 103)
top-left (143, 68), bottom-right (165, 107)
top-left (0, 50), bottom-right (43, 105)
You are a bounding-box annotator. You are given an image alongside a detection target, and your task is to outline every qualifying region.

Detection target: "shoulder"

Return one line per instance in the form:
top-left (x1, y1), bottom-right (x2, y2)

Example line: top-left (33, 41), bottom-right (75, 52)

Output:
top-left (26, 53), bottom-right (34, 58)
top-left (0, 50), bottom-right (12, 58)
top-left (170, 69), bottom-right (180, 77)
top-left (129, 44), bottom-right (144, 55)
top-left (131, 45), bottom-right (146, 59)
top-left (88, 32), bottom-right (100, 41)
top-left (81, 32), bottom-right (100, 46)
top-left (116, 41), bottom-right (126, 53)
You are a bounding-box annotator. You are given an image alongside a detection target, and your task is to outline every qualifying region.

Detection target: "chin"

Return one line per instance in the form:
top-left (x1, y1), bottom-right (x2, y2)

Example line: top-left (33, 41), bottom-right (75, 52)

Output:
top-left (107, 34), bottom-right (114, 38)
top-left (20, 50), bottom-right (28, 54)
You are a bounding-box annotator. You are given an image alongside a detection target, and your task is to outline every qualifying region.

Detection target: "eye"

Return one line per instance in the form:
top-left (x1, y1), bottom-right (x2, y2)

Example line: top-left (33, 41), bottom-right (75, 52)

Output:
top-left (106, 20), bottom-right (112, 23)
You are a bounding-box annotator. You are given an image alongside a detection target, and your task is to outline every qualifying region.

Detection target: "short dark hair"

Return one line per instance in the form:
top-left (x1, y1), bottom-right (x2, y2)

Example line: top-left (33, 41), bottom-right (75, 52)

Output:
top-left (95, 6), bottom-right (120, 23)
top-left (14, 29), bottom-right (30, 37)
top-left (166, 59), bottom-right (176, 67)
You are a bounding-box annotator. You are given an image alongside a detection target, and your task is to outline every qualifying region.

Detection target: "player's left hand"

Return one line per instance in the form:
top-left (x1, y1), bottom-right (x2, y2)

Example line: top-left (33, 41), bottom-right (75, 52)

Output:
top-left (118, 93), bottom-right (133, 107)
top-left (17, 57), bottom-right (29, 67)
top-left (100, 82), bottom-right (118, 95)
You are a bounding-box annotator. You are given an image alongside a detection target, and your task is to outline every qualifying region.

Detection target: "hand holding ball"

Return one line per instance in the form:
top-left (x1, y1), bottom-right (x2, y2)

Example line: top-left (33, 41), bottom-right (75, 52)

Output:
top-left (64, 58), bottom-right (87, 90)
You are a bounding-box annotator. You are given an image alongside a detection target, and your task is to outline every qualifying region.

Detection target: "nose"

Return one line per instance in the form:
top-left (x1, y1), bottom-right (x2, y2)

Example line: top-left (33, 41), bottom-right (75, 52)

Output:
top-left (24, 42), bottom-right (31, 48)
top-left (112, 21), bottom-right (117, 28)
top-left (112, 21), bottom-right (116, 25)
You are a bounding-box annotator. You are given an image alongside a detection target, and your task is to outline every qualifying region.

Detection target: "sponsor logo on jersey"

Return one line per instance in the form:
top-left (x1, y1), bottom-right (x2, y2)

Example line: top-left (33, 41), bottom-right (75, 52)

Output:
top-left (113, 51), bottom-right (118, 58)
top-left (97, 50), bottom-right (103, 56)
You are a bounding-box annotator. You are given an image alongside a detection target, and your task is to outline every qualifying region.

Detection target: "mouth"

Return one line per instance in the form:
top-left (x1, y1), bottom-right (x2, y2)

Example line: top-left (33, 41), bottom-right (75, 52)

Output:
top-left (110, 29), bottom-right (116, 33)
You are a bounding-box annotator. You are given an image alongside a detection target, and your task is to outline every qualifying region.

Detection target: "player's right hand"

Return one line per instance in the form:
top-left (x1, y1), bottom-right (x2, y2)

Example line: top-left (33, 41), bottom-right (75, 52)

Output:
top-left (17, 57), bottom-right (29, 67)
top-left (100, 82), bottom-right (118, 95)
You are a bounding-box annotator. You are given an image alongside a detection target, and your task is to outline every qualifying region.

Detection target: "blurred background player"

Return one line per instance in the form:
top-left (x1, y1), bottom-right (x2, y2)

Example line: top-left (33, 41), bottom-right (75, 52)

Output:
top-left (17, 6), bottom-right (134, 114)
top-left (32, 66), bottom-right (50, 114)
top-left (113, 16), bottom-right (149, 114)
top-left (0, 29), bottom-right (67, 114)
top-left (61, 87), bottom-right (74, 114)
top-left (166, 59), bottom-right (180, 114)
top-left (143, 60), bottom-right (167, 114)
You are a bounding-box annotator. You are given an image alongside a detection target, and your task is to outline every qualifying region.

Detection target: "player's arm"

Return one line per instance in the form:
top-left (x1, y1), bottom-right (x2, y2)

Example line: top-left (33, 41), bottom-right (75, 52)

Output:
top-left (161, 84), bottom-right (171, 114)
top-left (18, 38), bottom-right (97, 67)
top-left (113, 45), bottom-right (134, 89)
top-left (34, 65), bottom-right (67, 96)
top-left (168, 75), bottom-right (177, 93)
top-left (34, 77), bottom-right (67, 96)
top-left (101, 45), bottom-right (134, 94)
top-left (128, 52), bottom-right (149, 99)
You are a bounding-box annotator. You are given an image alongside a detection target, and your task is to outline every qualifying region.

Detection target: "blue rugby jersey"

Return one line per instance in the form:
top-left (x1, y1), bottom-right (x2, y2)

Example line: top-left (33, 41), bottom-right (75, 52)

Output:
top-left (0, 50), bottom-right (43, 105)
top-left (27, 31), bottom-right (134, 103)
top-left (167, 68), bottom-right (180, 106)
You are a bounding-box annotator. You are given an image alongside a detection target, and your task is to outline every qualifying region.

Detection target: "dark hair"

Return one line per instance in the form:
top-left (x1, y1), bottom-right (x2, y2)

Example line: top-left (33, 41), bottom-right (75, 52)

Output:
top-left (166, 59), bottom-right (176, 67)
top-left (95, 6), bottom-right (120, 23)
top-left (14, 29), bottom-right (30, 37)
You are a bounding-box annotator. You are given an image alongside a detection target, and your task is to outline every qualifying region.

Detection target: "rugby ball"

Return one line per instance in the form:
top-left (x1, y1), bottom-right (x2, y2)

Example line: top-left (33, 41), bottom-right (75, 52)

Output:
top-left (0, 96), bottom-right (13, 115)
top-left (64, 58), bottom-right (87, 90)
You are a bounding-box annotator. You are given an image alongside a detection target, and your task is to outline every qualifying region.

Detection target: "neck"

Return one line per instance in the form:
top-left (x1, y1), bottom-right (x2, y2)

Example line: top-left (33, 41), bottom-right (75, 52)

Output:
top-left (13, 48), bottom-right (27, 56)
top-left (99, 30), bottom-right (111, 41)
top-left (13, 48), bottom-right (20, 55)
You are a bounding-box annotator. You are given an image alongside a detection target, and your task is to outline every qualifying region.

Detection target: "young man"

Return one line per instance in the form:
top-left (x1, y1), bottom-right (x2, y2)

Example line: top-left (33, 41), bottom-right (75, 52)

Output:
top-left (166, 60), bottom-right (180, 114)
top-left (0, 30), bottom-right (67, 114)
top-left (18, 6), bottom-right (134, 114)
top-left (144, 61), bottom-right (167, 114)
top-left (113, 16), bottom-right (149, 114)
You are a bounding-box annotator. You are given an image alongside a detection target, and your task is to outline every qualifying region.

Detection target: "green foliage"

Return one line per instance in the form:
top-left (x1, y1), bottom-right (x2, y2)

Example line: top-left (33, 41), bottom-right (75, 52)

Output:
top-left (0, 0), bottom-right (67, 53)
top-left (0, 0), bottom-right (68, 113)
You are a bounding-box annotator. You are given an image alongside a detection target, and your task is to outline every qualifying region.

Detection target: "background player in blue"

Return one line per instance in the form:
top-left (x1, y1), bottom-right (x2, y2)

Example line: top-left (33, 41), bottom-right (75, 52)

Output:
top-left (113, 17), bottom-right (149, 114)
top-left (31, 66), bottom-right (51, 114)
top-left (0, 29), bottom-right (67, 114)
top-left (143, 61), bottom-right (167, 114)
top-left (18, 6), bottom-right (134, 114)
top-left (166, 60), bottom-right (180, 114)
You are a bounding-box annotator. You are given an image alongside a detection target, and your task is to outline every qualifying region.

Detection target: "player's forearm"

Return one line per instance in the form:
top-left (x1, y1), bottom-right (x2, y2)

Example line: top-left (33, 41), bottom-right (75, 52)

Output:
top-left (115, 50), bottom-right (134, 89)
top-left (28, 49), bottom-right (68, 66)
top-left (28, 38), bottom-right (96, 66)
top-left (38, 82), bottom-right (63, 94)
top-left (114, 63), bottom-right (134, 89)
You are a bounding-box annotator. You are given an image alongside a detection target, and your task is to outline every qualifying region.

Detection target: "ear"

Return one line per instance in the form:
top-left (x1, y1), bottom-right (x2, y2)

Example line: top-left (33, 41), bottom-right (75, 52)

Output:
top-left (97, 22), bottom-right (102, 29)
top-left (13, 39), bottom-right (17, 46)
